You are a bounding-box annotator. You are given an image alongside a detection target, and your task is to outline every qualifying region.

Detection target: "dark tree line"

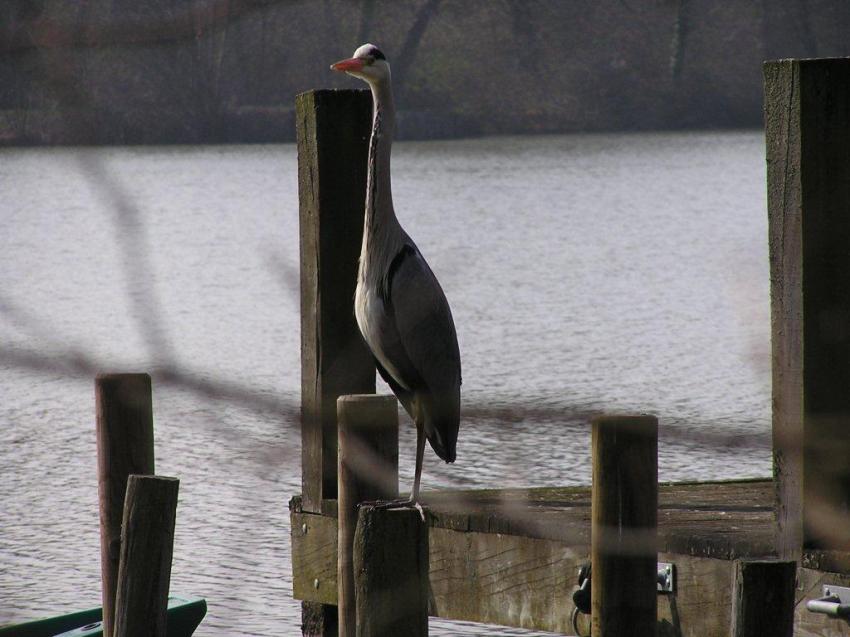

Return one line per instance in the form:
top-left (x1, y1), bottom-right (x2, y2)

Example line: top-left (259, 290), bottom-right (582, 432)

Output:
top-left (2, 0), bottom-right (850, 145)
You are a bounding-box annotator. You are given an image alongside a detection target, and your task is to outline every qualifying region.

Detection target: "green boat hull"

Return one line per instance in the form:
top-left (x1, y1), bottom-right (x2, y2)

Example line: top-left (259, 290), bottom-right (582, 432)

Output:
top-left (0, 595), bottom-right (206, 637)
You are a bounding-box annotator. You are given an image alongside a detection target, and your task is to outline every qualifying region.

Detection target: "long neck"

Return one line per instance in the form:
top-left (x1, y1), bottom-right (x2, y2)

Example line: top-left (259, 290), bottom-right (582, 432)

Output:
top-left (360, 79), bottom-right (403, 279)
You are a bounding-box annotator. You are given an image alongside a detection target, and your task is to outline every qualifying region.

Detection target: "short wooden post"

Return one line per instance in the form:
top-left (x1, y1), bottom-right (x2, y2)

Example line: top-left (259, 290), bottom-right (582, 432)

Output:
top-left (765, 58), bottom-right (850, 559)
top-left (354, 507), bottom-right (428, 637)
top-left (591, 415), bottom-right (658, 637)
top-left (297, 88), bottom-right (374, 636)
top-left (730, 559), bottom-right (796, 637)
top-left (338, 395), bottom-right (399, 637)
top-left (113, 475), bottom-right (179, 637)
top-left (96, 373), bottom-right (155, 637)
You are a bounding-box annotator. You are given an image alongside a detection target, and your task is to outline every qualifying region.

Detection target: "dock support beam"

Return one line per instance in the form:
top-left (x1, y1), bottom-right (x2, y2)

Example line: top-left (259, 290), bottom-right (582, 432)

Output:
top-left (337, 395), bottom-right (399, 637)
top-left (591, 415), bottom-right (658, 637)
top-left (96, 373), bottom-right (155, 637)
top-left (297, 88), bottom-right (374, 635)
top-left (354, 507), bottom-right (429, 637)
top-left (765, 58), bottom-right (850, 559)
top-left (113, 475), bottom-right (179, 637)
top-left (731, 559), bottom-right (796, 637)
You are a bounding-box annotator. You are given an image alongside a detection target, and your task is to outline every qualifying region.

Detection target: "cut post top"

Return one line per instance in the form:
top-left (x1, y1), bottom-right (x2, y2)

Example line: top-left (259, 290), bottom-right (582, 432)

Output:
top-left (95, 373), bottom-right (153, 412)
top-left (96, 372), bottom-right (152, 382)
top-left (337, 394), bottom-right (398, 421)
top-left (295, 87), bottom-right (370, 102)
top-left (763, 56), bottom-right (850, 68)
top-left (126, 474), bottom-right (179, 486)
top-left (592, 414), bottom-right (658, 434)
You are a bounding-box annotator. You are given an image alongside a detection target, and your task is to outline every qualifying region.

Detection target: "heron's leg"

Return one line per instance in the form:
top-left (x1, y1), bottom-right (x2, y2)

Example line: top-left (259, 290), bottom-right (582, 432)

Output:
top-left (358, 419), bottom-right (426, 520)
top-left (411, 416), bottom-right (425, 502)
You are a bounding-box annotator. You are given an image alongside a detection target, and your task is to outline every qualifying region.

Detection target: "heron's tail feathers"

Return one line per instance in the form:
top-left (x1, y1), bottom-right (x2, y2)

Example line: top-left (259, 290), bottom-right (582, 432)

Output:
top-left (428, 430), bottom-right (456, 463)
top-left (422, 389), bottom-right (460, 463)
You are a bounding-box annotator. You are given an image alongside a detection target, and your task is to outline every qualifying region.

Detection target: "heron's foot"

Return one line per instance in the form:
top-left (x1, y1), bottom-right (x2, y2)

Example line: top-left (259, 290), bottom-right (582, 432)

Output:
top-left (358, 497), bottom-right (426, 521)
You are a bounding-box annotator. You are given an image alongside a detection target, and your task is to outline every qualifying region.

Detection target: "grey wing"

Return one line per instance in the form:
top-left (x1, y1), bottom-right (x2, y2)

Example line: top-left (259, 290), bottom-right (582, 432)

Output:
top-left (383, 244), bottom-right (461, 461)
top-left (374, 355), bottom-right (415, 420)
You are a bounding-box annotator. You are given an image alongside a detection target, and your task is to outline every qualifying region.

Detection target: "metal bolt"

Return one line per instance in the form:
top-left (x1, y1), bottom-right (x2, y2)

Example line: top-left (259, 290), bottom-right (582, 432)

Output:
top-left (302, 523), bottom-right (308, 534)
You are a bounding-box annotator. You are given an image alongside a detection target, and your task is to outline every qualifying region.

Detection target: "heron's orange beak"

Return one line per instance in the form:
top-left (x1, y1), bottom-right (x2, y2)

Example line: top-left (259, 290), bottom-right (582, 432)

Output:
top-left (331, 57), bottom-right (365, 73)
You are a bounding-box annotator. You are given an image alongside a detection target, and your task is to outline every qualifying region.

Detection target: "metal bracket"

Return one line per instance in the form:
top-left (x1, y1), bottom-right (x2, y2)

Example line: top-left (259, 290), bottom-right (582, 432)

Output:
top-left (806, 584), bottom-right (850, 619)
top-left (657, 562), bottom-right (675, 593)
top-left (574, 561), bottom-right (675, 608)
top-left (571, 562), bottom-right (675, 636)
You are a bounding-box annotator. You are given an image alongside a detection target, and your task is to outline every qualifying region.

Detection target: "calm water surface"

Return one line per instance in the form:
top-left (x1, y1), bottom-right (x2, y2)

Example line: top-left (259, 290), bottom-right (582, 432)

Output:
top-left (0, 131), bottom-right (771, 635)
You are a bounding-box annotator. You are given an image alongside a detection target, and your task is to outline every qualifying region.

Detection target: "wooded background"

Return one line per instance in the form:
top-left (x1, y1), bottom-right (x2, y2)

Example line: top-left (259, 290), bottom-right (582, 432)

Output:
top-left (2, 0), bottom-right (850, 144)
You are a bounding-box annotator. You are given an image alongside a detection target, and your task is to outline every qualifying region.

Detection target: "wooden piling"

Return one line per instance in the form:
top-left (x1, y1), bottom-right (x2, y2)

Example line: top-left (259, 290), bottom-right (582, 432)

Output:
top-left (113, 475), bottom-right (179, 637)
top-left (354, 507), bottom-right (429, 637)
top-left (730, 559), bottom-right (796, 637)
top-left (297, 87), bottom-right (374, 637)
top-left (337, 395), bottom-right (399, 637)
top-left (591, 415), bottom-right (658, 637)
top-left (297, 88), bottom-right (375, 514)
top-left (96, 373), bottom-right (155, 637)
top-left (765, 58), bottom-right (850, 559)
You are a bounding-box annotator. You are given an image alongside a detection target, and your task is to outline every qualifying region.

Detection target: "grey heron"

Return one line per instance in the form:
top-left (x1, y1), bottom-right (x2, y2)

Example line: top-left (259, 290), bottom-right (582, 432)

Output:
top-left (331, 44), bottom-right (462, 506)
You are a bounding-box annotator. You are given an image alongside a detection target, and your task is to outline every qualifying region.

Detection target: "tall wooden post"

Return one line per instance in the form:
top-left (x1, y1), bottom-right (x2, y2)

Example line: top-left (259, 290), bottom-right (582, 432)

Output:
top-left (297, 89), bottom-right (375, 634)
top-left (96, 373), bottom-right (155, 637)
top-left (337, 395), bottom-right (399, 637)
top-left (591, 415), bottom-right (658, 637)
top-left (765, 58), bottom-right (850, 559)
top-left (113, 475), bottom-right (179, 637)
top-left (297, 87), bottom-right (374, 511)
top-left (730, 559), bottom-right (796, 637)
top-left (354, 507), bottom-right (429, 637)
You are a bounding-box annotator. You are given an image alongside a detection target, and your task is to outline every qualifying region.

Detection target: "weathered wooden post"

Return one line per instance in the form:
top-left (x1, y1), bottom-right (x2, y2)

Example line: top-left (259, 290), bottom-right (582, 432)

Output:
top-left (765, 58), bottom-right (850, 560)
top-left (730, 559), bottom-right (796, 637)
top-left (591, 414), bottom-right (658, 637)
top-left (96, 373), bottom-right (155, 637)
top-left (354, 507), bottom-right (429, 637)
top-left (113, 475), bottom-right (179, 637)
top-left (297, 88), bottom-right (374, 635)
top-left (337, 395), bottom-right (399, 637)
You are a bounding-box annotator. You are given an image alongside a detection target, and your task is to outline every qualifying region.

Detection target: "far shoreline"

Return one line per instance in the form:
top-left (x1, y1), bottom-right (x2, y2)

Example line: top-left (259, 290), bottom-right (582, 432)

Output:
top-left (0, 107), bottom-right (762, 149)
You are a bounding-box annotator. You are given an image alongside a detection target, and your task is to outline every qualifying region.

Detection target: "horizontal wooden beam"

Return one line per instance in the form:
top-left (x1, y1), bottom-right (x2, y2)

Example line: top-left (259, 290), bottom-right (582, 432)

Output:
top-left (291, 478), bottom-right (776, 559)
top-left (293, 507), bottom-right (850, 635)
top-left (291, 509), bottom-right (742, 635)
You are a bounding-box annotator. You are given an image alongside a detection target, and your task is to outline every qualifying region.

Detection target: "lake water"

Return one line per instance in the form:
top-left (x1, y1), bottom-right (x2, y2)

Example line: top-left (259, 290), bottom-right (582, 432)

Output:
top-left (0, 131), bottom-right (772, 635)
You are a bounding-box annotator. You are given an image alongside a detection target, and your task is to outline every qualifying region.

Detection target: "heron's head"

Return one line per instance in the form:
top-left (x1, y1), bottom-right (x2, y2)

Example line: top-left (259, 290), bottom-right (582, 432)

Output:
top-left (330, 43), bottom-right (390, 85)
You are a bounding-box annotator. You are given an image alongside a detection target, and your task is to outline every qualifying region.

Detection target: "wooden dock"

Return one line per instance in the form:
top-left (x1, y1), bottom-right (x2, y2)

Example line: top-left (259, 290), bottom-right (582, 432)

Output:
top-left (292, 479), bottom-right (771, 634)
top-left (293, 479), bottom-right (850, 636)
top-left (291, 58), bottom-right (850, 636)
